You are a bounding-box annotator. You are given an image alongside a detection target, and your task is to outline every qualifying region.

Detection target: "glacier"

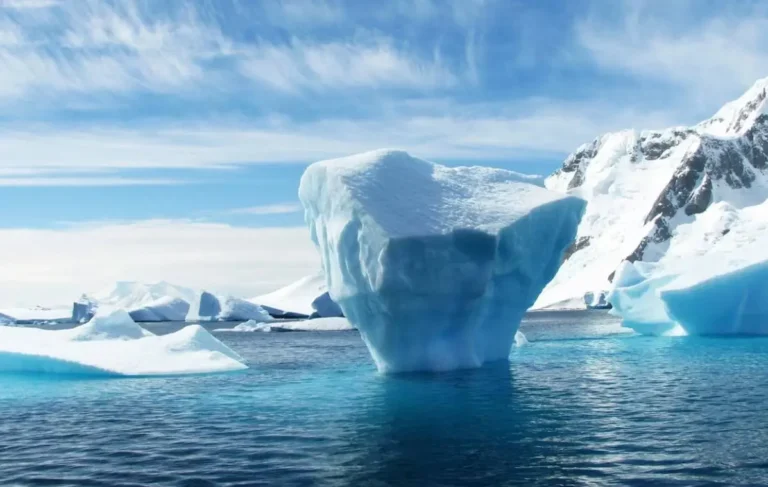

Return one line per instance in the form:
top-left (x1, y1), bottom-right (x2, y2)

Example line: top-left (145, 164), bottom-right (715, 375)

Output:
top-left (0, 310), bottom-right (247, 376)
top-left (609, 199), bottom-right (768, 335)
top-left (299, 149), bottom-right (585, 373)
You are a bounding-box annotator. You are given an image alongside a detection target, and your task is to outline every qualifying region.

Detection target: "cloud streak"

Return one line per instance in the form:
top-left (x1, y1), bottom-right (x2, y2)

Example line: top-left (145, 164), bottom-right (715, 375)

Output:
top-left (225, 203), bottom-right (303, 215)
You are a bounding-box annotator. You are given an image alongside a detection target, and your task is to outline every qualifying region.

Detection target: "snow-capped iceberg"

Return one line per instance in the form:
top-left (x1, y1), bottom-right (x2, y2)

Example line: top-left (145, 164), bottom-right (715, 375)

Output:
top-left (0, 310), bottom-right (247, 376)
top-left (187, 292), bottom-right (273, 322)
top-left (609, 199), bottom-right (768, 335)
top-left (299, 149), bottom-right (585, 373)
top-left (253, 272), bottom-right (343, 318)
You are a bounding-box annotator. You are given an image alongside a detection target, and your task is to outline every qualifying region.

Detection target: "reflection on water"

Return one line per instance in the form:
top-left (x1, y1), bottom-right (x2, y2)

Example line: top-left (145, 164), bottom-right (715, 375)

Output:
top-left (2, 311), bottom-right (768, 486)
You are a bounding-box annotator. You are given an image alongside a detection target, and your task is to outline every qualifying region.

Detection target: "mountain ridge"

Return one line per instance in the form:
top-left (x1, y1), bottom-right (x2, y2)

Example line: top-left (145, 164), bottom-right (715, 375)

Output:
top-left (535, 77), bottom-right (768, 308)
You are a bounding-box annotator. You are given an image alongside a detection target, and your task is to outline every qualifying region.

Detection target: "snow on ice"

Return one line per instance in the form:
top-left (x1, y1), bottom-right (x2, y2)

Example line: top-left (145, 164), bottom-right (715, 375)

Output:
top-left (0, 310), bottom-right (247, 376)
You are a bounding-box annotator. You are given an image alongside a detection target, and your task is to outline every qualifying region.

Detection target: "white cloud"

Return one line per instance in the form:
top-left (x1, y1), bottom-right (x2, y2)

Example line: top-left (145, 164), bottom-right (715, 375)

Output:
top-left (0, 98), bottom-right (680, 174)
top-left (0, 220), bottom-right (319, 307)
top-left (576, 4), bottom-right (768, 105)
top-left (239, 39), bottom-right (456, 92)
top-left (0, 176), bottom-right (187, 186)
top-left (0, 0), bottom-right (58, 9)
top-left (225, 203), bottom-right (302, 215)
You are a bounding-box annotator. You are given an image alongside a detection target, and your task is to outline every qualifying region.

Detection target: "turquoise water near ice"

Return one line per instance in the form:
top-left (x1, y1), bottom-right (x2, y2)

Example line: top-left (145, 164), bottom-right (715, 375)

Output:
top-left (3, 311), bottom-right (768, 486)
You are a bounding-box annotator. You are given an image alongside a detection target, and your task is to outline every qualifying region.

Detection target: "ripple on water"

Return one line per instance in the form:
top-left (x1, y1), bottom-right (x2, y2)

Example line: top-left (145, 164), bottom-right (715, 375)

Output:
top-left (1, 312), bottom-right (768, 486)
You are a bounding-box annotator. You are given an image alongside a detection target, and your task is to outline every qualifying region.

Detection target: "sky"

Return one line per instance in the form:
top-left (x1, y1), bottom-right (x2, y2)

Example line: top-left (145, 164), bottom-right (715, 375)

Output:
top-left (1, 0), bottom-right (768, 306)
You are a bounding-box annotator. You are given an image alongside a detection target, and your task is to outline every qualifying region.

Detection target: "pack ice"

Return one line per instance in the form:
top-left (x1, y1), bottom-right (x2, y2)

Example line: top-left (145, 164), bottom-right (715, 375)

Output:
top-left (299, 149), bottom-right (585, 372)
top-left (0, 310), bottom-right (247, 376)
top-left (609, 200), bottom-right (768, 335)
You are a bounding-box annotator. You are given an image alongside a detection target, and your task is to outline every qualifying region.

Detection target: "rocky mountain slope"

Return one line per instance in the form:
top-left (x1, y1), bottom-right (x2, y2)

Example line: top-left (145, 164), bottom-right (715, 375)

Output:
top-left (535, 77), bottom-right (768, 309)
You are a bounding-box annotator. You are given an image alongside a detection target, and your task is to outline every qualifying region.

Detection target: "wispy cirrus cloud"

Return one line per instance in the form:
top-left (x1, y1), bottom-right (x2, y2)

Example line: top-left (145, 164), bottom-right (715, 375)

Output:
top-left (575, 1), bottom-right (768, 106)
top-left (0, 176), bottom-right (187, 186)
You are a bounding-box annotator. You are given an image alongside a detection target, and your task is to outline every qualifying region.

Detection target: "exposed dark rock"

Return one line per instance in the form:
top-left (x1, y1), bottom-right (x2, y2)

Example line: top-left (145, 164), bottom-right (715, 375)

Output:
top-left (555, 138), bottom-right (602, 190)
top-left (685, 175), bottom-right (713, 216)
top-left (562, 236), bottom-right (590, 262)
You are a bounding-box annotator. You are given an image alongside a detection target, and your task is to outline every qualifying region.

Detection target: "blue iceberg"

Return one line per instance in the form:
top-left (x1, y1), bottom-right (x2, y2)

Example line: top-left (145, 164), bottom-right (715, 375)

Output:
top-left (299, 149), bottom-right (585, 372)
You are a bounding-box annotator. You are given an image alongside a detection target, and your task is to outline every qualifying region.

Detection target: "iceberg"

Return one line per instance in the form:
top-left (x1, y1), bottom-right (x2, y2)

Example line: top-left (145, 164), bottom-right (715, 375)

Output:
top-left (187, 292), bottom-right (273, 322)
top-left (584, 290), bottom-right (611, 310)
top-left (216, 317), bottom-right (354, 333)
top-left (609, 200), bottom-right (768, 335)
top-left (0, 310), bottom-right (247, 376)
top-left (127, 296), bottom-right (190, 322)
top-left (71, 295), bottom-right (97, 323)
top-left (253, 272), bottom-right (343, 318)
top-left (299, 149), bottom-right (585, 372)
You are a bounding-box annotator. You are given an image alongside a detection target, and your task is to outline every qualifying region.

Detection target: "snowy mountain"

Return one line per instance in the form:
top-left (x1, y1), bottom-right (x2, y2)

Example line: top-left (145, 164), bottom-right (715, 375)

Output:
top-left (536, 76), bottom-right (768, 309)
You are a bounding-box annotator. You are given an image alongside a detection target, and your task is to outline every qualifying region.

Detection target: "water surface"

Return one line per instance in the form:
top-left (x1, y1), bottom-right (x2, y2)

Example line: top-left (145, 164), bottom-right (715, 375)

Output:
top-left (2, 311), bottom-right (768, 486)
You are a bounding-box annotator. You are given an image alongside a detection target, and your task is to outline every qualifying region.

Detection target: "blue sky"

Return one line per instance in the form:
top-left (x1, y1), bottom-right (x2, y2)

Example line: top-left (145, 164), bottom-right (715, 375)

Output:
top-left (2, 0), bottom-right (768, 305)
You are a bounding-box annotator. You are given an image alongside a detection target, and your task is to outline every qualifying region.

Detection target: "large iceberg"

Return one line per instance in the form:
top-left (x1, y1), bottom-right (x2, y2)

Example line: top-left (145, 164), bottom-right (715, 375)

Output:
top-left (0, 310), bottom-right (247, 376)
top-left (609, 200), bottom-right (768, 335)
top-left (299, 149), bottom-right (585, 372)
top-left (253, 272), bottom-right (343, 318)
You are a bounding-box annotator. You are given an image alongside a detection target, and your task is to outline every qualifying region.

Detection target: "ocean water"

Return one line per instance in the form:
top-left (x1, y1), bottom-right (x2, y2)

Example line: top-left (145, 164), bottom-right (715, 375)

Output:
top-left (2, 311), bottom-right (768, 486)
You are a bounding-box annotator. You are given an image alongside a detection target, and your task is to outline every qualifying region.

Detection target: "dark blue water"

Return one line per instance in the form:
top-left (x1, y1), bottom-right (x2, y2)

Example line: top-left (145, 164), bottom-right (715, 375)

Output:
top-left (2, 311), bottom-right (768, 486)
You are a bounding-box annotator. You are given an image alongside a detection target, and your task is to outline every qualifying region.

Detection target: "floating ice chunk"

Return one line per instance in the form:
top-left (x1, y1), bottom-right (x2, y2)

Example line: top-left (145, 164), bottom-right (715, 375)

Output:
top-left (514, 330), bottom-right (529, 347)
top-left (128, 296), bottom-right (190, 322)
top-left (607, 261), bottom-right (678, 336)
top-left (72, 295), bottom-right (97, 323)
top-left (310, 292), bottom-right (343, 318)
top-left (584, 290), bottom-right (611, 309)
top-left (187, 291), bottom-right (222, 321)
top-left (187, 292), bottom-right (272, 322)
top-left (661, 259), bottom-right (768, 335)
top-left (0, 311), bottom-right (246, 376)
top-left (299, 149), bottom-right (585, 372)
top-left (218, 297), bottom-right (273, 322)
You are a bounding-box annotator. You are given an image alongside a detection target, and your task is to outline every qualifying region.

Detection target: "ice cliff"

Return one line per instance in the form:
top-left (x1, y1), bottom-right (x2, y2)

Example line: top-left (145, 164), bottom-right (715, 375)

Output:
top-left (299, 149), bottom-right (585, 372)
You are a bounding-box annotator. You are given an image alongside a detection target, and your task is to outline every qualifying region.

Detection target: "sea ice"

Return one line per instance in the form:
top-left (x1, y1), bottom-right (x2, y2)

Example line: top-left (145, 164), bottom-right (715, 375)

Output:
top-left (299, 149), bottom-right (585, 372)
top-left (0, 310), bottom-right (246, 376)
